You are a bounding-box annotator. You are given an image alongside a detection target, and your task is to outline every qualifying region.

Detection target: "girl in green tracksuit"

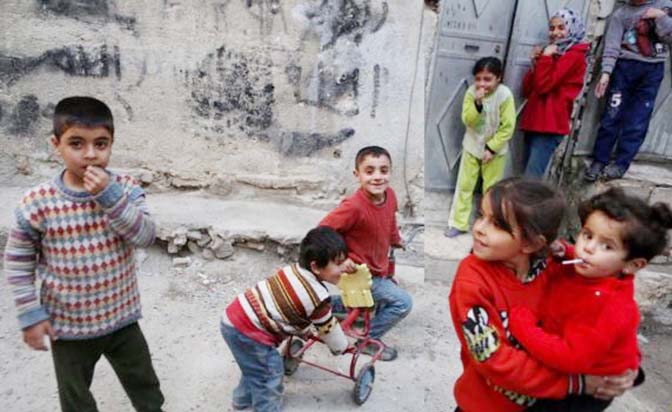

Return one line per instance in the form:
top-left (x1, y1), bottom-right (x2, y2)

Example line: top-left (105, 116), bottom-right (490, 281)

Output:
top-left (446, 57), bottom-right (516, 238)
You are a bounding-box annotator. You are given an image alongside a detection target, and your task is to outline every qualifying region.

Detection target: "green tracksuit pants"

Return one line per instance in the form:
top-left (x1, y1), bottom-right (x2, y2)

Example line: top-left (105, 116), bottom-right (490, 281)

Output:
top-left (449, 150), bottom-right (507, 231)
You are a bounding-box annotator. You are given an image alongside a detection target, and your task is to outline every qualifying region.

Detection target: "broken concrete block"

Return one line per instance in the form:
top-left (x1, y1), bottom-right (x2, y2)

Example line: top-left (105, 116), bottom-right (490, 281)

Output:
top-left (196, 234), bottom-right (212, 247)
top-left (238, 240), bottom-right (265, 252)
top-left (172, 257), bottom-right (191, 267)
top-left (210, 236), bottom-right (235, 259)
top-left (172, 227), bottom-right (188, 246)
top-left (202, 248), bottom-right (216, 261)
top-left (187, 241), bottom-right (202, 255)
top-left (187, 230), bottom-right (203, 241)
top-left (167, 242), bottom-right (180, 254)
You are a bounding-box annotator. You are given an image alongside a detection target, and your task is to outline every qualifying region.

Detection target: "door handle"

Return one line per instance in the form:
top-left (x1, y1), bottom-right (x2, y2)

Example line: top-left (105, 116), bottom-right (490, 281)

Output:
top-left (464, 44), bottom-right (480, 52)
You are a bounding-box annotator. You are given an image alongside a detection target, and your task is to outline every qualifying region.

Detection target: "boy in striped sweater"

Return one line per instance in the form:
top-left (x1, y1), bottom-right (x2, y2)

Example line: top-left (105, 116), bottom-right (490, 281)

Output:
top-left (4, 96), bottom-right (164, 412)
top-left (220, 226), bottom-right (356, 412)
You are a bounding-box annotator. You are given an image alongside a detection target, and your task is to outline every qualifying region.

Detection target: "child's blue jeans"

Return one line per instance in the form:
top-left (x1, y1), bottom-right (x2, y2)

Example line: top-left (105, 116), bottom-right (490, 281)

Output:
top-left (331, 276), bottom-right (413, 339)
top-left (220, 322), bottom-right (284, 412)
top-left (592, 59), bottom-right (664, 170)
top-left (523, 132), bottom-right (563, 178)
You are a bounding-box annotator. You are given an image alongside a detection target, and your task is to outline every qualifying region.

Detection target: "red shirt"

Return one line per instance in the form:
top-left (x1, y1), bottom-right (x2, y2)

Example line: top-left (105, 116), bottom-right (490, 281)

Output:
top-left (509, 258), bottom-right (640, 376)
top-left (449, 254), bottom-right (580, 412)
top-left (519, 43), bottom-right (589, 135)
top-left (319, 187), bottom-right (402, 276)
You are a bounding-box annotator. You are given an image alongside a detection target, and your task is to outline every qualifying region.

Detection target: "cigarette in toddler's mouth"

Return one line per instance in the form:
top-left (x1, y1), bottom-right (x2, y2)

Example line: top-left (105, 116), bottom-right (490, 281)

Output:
top-left (562, 258), bottom-right (584, 265)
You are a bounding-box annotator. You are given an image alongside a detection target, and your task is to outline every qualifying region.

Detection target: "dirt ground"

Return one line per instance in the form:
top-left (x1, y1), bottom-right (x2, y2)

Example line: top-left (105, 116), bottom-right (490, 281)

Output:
top-left (1, 245), bottom-right (670, 411)
top-left (0, 247), bottom-right (461, 412)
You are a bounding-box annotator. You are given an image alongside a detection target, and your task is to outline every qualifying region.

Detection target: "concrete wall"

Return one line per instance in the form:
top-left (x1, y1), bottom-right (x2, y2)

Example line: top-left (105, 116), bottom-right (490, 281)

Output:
top-left (0, 0), bottom-right (424, 214)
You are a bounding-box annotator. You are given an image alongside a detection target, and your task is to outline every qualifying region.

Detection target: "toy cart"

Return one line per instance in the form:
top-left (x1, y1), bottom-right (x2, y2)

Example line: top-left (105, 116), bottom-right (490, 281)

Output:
top-left (282, 264), bottom-right (383, 405)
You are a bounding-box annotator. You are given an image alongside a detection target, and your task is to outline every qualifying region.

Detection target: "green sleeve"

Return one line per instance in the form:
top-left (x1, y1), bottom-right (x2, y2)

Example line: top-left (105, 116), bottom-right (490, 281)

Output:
top-left (486, 95), bottom-right (516, 153)
top-left (461, 90), bottom-right (482, 128)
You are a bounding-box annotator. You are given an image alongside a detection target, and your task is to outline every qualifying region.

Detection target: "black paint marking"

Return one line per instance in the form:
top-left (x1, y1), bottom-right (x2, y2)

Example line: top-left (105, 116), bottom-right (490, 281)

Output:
top-left (188, 45), bottom-right (275, 131)
top-left (9, 95), bottom-right (40, 135)
top-left (38, 0), bottom-right (109, 16)
top-left (37, 0), bottom-right (136, 31)
top-left (371, 63), bottom-right (380, 118)
top-left (277, 128), bottom-right (355, 157)
top-left (0, 45), bottom-right (122, 85)
top-left (318, 0), bottom-right (389, 50)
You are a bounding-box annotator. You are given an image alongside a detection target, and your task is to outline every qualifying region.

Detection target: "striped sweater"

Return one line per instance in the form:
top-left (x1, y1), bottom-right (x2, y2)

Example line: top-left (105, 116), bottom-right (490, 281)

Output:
top-left (4, 171), bottom-right (156, 339)
top-left (224, 263), bottom-right (348, 353)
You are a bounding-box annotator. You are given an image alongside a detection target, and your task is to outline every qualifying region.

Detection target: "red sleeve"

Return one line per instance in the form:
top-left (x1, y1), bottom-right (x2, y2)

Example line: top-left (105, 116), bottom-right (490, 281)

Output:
top-left (389, 190), bottom-right (402, 247)
top-left (522, 68), bottom-right (534, 98)
top-left (532, 52), bottom-right (586, 96)
top-left (509, 307), bottom-right (610, 374)
top-left (449, 261), bottom-right (578, 399)
top-left (319, 197), bottom-right (360, 234)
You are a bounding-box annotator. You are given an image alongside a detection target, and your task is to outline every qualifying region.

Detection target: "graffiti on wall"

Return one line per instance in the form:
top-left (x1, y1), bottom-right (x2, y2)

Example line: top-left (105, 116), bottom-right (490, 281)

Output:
top-left (0, 45), bottom-right (122, 86)
top-left (290, 0), bottom-right (388, 116)
top-left (277, 128), bottom-right (355, 156)
top-left (187, 45), bottom-right (275, 132)
top-left (36, 0), bottom-right (136, 31)
top-left (244, 0), bottom-right (288, 35)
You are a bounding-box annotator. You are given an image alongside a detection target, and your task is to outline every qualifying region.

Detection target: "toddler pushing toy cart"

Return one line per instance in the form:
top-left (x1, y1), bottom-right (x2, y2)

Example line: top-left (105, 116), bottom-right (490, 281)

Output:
top-left (282, 264), bottom-right (384, 405)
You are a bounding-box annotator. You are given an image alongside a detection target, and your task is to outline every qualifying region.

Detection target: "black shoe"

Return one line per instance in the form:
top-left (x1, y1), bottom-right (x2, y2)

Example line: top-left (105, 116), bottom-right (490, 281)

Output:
top-left (583, 161), bottom-right (605, 182)
top-left (602, 164), bottom-right (626, 181)
top-left (358, 340), bottom-right (398, 361)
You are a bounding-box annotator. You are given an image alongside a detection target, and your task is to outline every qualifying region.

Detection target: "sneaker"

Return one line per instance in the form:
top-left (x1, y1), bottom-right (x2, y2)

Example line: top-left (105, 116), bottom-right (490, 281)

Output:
top-left (583, 161), bottom-right (606, 182)
top-left (602, 164), bottom-right (626, 181)
top-left (232, 402), bottom-right (251, 410)
top-left (444, 227), bottom-right (467, 238)
top-left (358, 340), bottom-right (398, 361)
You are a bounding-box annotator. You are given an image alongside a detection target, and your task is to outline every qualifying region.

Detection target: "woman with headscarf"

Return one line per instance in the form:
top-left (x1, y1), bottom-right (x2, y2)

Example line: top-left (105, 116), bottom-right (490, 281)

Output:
top-left (519, 8), bottom-right (589, 178)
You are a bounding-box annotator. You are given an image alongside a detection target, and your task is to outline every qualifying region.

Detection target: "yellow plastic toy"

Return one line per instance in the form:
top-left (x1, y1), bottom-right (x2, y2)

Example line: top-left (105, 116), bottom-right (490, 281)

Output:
top-left (337, 264), bottom-right (374, 308)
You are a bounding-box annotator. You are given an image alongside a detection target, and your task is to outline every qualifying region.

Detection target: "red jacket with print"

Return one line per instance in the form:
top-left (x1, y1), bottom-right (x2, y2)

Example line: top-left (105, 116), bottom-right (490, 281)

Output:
top-left (519, 43), bottom-right (589, 135)
top-left (449, 254), bottom-right (582, 412)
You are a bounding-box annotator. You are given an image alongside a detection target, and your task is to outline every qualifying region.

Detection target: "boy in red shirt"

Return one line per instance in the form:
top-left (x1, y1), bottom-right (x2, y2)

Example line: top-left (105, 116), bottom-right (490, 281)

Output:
top-left (320, 146), bottom-right (411, 361)
top-left (509, 187), bottom-right (670, 411)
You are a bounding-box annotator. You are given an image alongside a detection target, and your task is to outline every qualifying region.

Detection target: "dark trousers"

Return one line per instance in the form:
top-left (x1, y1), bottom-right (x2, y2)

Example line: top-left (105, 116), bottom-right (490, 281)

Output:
top-left (51, 322), bottom-right (164, 412)
top-left (593, 59), bottom-right (664, 170)
top-left (526, 396), bottom-right (611, 412)
top-left (523, 132), bottom-right (564, 178)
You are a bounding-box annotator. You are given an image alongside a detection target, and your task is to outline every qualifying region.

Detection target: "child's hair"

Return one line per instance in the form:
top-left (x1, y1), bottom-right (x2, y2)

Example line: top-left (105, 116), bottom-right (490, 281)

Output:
top-left (578, 188), bottom-right (672, 261)
top-left (355, 146), bottom-right (392, 169)
top-left (487, 177), bottom-right (566, 252)
top-left (53, 96), bottom-right (114, 139)
top-left (472, 57), bottom-right (503, 78)
top-left (299, 226), bottom-right (348, 270)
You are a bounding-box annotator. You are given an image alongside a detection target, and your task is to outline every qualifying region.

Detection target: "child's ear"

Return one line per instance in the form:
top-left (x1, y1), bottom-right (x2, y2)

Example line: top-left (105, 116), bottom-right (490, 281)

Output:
top-left (352, 168), bottom-right (359, 178)
top-left (522, 235), bottom-right (547, 255)
top-left (309, 261), bottom-right (321, 275)
top-left (623, 257), bottom-right (647, 275)
top-left (50, 135), bottom-right (61, 154)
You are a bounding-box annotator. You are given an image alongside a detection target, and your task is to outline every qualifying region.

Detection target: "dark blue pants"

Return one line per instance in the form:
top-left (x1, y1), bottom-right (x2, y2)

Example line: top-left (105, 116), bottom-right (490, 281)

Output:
top-left (592, 59), bottom-right (664, 170)
top-left (523, 132), bottom-right (563, 178)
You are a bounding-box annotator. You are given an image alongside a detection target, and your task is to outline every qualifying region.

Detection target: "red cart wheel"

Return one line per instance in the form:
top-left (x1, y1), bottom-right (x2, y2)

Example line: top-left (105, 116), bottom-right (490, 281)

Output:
top-left (353, 362), bottom-right (375, 405)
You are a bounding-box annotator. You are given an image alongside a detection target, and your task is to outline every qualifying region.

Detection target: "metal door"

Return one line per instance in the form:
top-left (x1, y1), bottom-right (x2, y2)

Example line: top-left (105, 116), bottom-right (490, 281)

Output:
top-left (425, 0), bottom-right (516, 192)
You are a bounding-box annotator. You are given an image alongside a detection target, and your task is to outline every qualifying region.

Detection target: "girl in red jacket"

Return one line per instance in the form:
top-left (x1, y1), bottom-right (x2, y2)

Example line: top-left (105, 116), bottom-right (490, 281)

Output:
top-left (449, 178), bottom-right (636, 412)
top-left (520, 9), bottom-right (589, 178)
top-left (508, 188), bottom-right (671, 412)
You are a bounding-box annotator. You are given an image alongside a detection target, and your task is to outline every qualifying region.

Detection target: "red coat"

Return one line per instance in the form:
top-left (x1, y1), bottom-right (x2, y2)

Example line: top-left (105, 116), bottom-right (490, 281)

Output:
top-left (449, 254), bottom-right (581, 412)
top-left (519, 43), bottom-right (589, 135)
top-left (319, 187), bottom-right (402, 276)
top-left (509, 248), bottom-right (640, 376)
